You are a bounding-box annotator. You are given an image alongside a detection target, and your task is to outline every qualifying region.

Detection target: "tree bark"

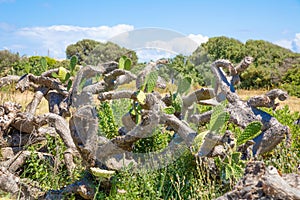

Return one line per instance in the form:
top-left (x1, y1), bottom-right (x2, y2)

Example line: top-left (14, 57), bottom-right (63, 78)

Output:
top-left (215, 161), bottom-right (300, 200)
top-left (0, 75), bottom-right (20, 87)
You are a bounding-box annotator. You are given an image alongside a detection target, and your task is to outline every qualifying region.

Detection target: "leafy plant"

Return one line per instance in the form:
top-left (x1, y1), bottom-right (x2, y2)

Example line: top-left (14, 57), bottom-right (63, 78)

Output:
top-left (97, 101), bottom-right (119, 139)
top-left (40, 57), bottom-right (48, 72)
top-left (119, 55), bottom-right (132, 70)
top-left (133, 126), bottom-right (172, 153)
top-left (237, 121), bottom-right (262, 145)
top-left (215, 151), bottom-right (245, 189)
top-left (163, 106), bottom-right (176, 114)
top-left (52, 55), bottom-right (77, 90)
top-left (177, 76), bottom-right (192, 95)
top-left (171, 93), bottom-right (183, 114)
top-left (136, 90), bottom-right (146, 105)
top-left (208, 101), bottom-right (229, 134)
top-left (144, 71), bottom-right (158, 93)
top-left (21, 135), bottom-right (83, 191)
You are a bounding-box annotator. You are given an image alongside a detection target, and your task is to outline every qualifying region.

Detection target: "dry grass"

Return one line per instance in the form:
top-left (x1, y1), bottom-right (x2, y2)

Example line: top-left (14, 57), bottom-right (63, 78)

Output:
top-left (238, 89), bottom-right (300, 113)
top-left (1, 87), bottom-right (299, 114)
top-left (0, 90), bottom-right (49, 114)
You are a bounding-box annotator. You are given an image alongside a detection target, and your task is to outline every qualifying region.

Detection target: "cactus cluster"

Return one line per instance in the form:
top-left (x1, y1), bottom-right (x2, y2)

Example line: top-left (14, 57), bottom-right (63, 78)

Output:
top-left (52, 55), bottom-right (77, 90)
top-left (237, 121), bottom-right (262, 145)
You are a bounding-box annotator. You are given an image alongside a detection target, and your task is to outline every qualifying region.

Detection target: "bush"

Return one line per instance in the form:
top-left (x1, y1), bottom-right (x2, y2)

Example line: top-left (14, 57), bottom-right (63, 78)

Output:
top-left (0, 50), bottom-right (20, 76)
top-left (10, 56), bottom-right (68, 76)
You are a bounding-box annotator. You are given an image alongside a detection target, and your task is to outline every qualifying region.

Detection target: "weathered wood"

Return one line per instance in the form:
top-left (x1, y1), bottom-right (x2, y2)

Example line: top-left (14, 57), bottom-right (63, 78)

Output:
top-left (0, 102), bottom-right (22, 135)
top-left (9, 111), bottom-right (78, 173)
top-left (189, 110), bottom-right (212, 124)
top-left (16, 74), bottom-right (68, 96)
top-left (0, 166), bottom-right (21, 196)
top-left (0, 57), bottom-right (294, 199)
top-left (263, 166), bottom-right (300, 199)
top-left (45, 173), bottom-right (96, 200)
top-left (215, 161), bottom-right (300, 200)
top-left (3, 130), bottom-right (46, 147)
top-left (0, 166), bottom-right (44, 199)
top-left (0, 75), bottom-right (20, 87)
top-left (1, 150), bottom-right (31, 172)
top-left (210, 58), bottom-right (290, 156)
top-left (41, 68), bottom-right (61, 77)
top-left (103, 69), bottom-right (136, 91)
top-left (25, 86), bottom-right (49, 115)
top-left (45, 91), bottom-right (70, 117)
top-left (98, 90), bottom-right (135, 101)
top-left (247, 89), bottom-right (288, 110)
top-left (182, 88), bottom-right (215, 112)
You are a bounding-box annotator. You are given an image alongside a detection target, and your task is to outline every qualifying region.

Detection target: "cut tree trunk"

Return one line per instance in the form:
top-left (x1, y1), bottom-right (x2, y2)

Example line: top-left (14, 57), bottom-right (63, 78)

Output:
top-left (215, 161), bottom-right (300, 200)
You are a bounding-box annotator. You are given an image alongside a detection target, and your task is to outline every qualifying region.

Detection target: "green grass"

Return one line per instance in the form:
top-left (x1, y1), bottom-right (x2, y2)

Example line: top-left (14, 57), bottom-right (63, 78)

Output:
top-left (94, 151), bottom-right (223, 200)
top-left (91, 105), bottom-right (300, 200)
top-left (1, 94), bottom-right (299, 200)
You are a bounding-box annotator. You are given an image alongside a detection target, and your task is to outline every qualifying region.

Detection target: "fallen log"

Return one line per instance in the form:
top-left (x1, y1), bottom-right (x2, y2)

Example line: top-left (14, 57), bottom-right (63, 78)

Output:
top-left (215, 161), bottom-right (300, 200)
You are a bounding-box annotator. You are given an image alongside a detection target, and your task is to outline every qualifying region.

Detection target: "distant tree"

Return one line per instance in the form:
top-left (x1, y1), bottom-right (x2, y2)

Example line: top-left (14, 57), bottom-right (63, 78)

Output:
top-left (189, 45), bottom-right (210, 66)
top-left (0, 50), bottom-right (20, 76)
top-left (189, 36), bottom-right (300, 90)
top-left (245, 40), bottom-right (294, 67)
top-left (281, 64), bottom-right (300, 97)
top-left (66, 39), bottom-right (138, 66)
top-left (84, 41), bottom-right (138, 66)
top-left (66, 39), bottom-right (101, 64)
top-left (201, 36), bottom-right (246, 64)
top-left (11, 56), bottom-right (68, 76)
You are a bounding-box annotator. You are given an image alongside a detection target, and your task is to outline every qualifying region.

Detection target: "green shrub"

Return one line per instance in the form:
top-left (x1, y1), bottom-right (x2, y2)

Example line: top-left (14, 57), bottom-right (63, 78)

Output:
top-left (133, 126), bottom-right (172, 153)
top-left (97, 101), bottom-right (119, 139)
top-left (21, 135), bottom-right (83, 191)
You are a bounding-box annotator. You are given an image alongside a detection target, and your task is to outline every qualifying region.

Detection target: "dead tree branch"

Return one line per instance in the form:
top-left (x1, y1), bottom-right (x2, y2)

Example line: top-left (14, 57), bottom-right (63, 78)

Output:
top-left (247, 89), bottom-right (288, 110)
top-left (0, 75), bottom-right (20, 87)
top-left (216, 161), bottom-right (300, 200)
top-left (16, 74), bottom-right (68, 96)
top-left (210, 58), bottom-right (290, 156)
top-left (25, 86), bottom-right (49, 115)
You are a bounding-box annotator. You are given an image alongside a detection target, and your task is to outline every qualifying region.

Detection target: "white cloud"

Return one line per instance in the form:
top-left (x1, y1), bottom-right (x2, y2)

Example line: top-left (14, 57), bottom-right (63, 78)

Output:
top-left (145, 37), bottom-right (198, 55)
top-left (292, 33), bottom-right (300, 52)
top-left (187, 34), bottom-right (209, 45)
top-left (274, 39), bottom-right (293, 50)
top-left (0, 22), bottom-right (15, 31)
top-left (274, 33), bottom-right (300, 53)
top-left (1, 25), bottom-right (211, 61)
top-left (135, 48), bottom-right (177, 62)
top-left (6, 24), bottom-right (134, 58)
top-left (105, 28), bottom-right (209, 62)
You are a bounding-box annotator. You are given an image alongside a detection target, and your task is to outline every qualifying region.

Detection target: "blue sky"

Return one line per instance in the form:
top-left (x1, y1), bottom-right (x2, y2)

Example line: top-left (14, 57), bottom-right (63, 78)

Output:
top-left (1, 0), bottom-right (300, 59)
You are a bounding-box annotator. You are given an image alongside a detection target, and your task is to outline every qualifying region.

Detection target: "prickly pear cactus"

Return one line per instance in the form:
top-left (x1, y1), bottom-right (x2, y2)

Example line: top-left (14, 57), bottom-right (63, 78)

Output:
top-left (237, 121), bottom-right (262, 145)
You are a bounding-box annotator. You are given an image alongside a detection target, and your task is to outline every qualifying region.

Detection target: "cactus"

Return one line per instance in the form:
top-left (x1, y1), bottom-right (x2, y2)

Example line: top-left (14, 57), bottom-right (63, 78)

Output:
top-left (53, 67), bottom-right (68, 83)
top-left (170, 93), bottom-right (182, 113)
top-left (136, 90), bottom-right (146, 105)
top-left (191, 130), bottom-right (209, 154)
top-left (40, 57), bottom-right (48, 72)
top-left (24, 64), bottom-right (32, 74)
top-left (177, 76), bottom-right (192, 95)
top-left (145, 71), bottom-right (158, 92)
top-left (163, 106), bottom-right (175, 114)
top-left (69, 55), bottom-right (77, 75)
top-left (90, 167), bottom-right (115, 179)
top-left (237, 121), bottom-right (262, 145)
top-left (209, 101), bottom-right (229, 133)
top-left (52, 55), bottom-right (78, 90)
top-left (119, 55), bottom-right (131, 70)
